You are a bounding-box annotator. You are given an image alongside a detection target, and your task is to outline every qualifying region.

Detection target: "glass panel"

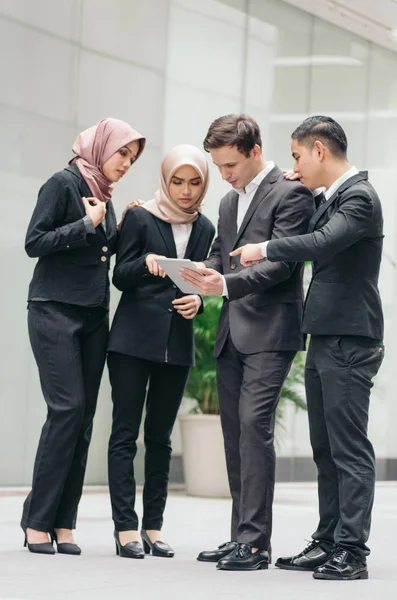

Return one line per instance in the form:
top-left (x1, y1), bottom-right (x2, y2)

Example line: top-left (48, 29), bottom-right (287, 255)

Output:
top-left (248, 0), bottom-right (313, 166)
top-left (309, 18), bottom-right (370, 166)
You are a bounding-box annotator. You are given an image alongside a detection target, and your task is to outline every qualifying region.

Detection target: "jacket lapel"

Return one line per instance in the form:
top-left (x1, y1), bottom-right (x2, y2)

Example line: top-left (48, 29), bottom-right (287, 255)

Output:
top-left (104, 201), bottom-right (117, 243)
top-left (308, 189), bottom-right (340, 232)
top-left (65, 165), bottom-right (91, 218)
top-left (308, 172), bottom-right (367, 232)
top-left (233, 166), bottom-right (280, 248)
top-left (223, 192), bottom-right (239, 248)
top-left (184, 215), bottom-right (203, 258)
top-left (154, 219), bottom-right (177, 257)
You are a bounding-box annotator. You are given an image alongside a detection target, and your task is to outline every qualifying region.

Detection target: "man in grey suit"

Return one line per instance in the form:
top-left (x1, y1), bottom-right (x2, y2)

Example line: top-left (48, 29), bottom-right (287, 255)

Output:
top-left (232, 116), bottom-right (384, 581)
top-left (181, 114), bottom-right (314, 571)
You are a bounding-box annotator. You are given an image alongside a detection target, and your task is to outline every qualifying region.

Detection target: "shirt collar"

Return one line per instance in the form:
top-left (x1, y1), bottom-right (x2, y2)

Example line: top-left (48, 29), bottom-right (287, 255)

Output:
top-left (324, 166), bottom-right (359, 200)
top-left (238, 161), bottom-right (275, 196)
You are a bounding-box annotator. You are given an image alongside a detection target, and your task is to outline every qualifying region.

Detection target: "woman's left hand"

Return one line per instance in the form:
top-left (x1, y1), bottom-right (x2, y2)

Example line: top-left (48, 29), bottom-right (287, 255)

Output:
top-left (282, 169), bottom-right (301, 181)
top-left (172, 295), bottom-right (201, 319)
top-left (117, 200), bottom-right (145, 230)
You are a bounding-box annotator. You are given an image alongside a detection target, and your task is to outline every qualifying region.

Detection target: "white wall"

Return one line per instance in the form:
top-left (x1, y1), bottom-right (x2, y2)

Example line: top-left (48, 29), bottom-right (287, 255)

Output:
top-left (0, 0), bottom-right (170, 484)
top-left (1, 0), bottom-right (396, 485)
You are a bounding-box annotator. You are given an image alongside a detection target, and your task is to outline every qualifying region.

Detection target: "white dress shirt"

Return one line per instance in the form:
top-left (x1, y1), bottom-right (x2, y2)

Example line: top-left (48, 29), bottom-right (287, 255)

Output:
top-left (261, 166), bottom-right (359, 258)
top-left (171, 222), bottom-right (192, 259)
top-left (222, 162), bottom-right (275, 296)
top-left (324, 166), bottom-right (359, 201)
top-left (236, 162), bottom-right (275, 231)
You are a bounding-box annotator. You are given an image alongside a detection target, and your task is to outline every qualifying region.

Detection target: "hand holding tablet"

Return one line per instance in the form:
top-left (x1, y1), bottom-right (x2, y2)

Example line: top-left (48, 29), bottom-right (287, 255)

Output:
top-left (155, 258), bottom-right (203, 294)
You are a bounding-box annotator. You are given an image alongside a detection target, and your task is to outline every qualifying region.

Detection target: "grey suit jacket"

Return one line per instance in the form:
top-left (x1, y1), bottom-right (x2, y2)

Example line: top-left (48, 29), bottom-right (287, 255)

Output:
top-left (266, 172), bottom-right (384, 340)
top-left (205, 166), bottom-right (315, 356)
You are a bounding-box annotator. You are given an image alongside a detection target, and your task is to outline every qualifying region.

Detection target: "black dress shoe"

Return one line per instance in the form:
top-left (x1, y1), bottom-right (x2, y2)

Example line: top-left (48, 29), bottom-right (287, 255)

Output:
top-left (114, 531), bottom-right (144, 559)
top-left (141, 529), bottom-right (174, 558)
top-left (22, 527), bottom-right (55, 555)
top-left (197, 541), bottom-right (237, 562)
top-left (51, 531), bottom-right (81, 555)
top-left (313, 547), bottom-right (368, 580)
top-left (275, 540), bottom-right (332, 571)
top-left (217, 543), bottom-right (270, 571)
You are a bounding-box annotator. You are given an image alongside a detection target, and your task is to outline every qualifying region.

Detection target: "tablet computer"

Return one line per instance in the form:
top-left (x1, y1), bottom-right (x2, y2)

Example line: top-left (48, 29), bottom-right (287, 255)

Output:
top-left (155, 258), bottom-right (203, 295)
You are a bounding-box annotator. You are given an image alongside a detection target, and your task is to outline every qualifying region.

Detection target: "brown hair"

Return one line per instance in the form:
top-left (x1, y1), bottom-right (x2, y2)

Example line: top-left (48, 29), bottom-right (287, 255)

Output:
top-left (203, 114), bottom-right (262, 158)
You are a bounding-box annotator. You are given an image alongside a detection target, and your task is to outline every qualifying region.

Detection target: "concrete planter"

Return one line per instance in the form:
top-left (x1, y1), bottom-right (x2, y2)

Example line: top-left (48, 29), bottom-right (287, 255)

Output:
top-left (179, 414), bottom-right (230, 498)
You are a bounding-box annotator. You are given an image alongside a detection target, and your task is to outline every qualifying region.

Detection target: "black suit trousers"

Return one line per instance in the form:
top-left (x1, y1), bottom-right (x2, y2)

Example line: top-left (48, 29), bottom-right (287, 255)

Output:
top-left (21, 301), bottom-right (108, 531)
top-left (107, 352), bottom-right (189, 531)
top-left (306, 335), bottom-right (384, 556)
top-left (216, 335), bottom-right (295, 549)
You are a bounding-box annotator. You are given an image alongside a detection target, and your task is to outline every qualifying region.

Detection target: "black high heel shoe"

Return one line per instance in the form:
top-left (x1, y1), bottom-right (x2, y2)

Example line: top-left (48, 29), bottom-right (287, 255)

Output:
top-left (114, 531), bottom-right (144, 559)
top-left (22, 526), bottom-right (55, 555)
top-left (51, 530), bottom-right (81, 555)
top-left (141, 529), bottom-right (174, 558)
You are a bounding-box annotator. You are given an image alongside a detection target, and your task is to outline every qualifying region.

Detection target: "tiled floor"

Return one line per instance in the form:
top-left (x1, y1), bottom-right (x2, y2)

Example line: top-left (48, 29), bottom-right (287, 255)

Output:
top-left (0, 482), bottom-right (396, 599)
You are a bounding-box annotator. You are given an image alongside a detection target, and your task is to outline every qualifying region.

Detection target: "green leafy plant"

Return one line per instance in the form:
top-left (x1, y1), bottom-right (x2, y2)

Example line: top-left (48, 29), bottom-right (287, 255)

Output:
top-left (276, 349), bottom-right (307, 434)
top-left (186, 296), bottom-right (308, 422)
top-left (186, 296), bottom-right (222, 414)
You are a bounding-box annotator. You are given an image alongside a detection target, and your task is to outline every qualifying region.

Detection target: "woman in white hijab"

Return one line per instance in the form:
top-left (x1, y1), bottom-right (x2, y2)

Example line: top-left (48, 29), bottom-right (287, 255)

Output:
top-left (107, 145), bottom-right (215, 560)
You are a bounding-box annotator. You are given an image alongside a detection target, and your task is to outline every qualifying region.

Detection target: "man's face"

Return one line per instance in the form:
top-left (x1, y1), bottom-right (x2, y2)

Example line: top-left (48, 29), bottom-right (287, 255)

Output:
top-left (209, 145), bottom-right (261, 190)
top-left (291, 139), bottom-right (323, 191)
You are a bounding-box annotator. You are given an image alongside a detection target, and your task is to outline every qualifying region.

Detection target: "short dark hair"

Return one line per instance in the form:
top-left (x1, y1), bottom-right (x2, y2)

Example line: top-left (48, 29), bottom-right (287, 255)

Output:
top-left (203, 114), bottom-right (262, 157)
top-left (291, 116), bottom-right (348, 159)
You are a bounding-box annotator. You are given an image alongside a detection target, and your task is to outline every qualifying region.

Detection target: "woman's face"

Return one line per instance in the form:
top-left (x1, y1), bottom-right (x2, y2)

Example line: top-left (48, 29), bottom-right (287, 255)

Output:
top-left (102, 140), bottom-right (140, 182)
top-left (168, 165), bottom-right (204, 210)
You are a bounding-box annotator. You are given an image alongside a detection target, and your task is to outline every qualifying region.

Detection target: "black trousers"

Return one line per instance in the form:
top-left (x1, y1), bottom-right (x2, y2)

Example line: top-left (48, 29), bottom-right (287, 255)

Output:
top-left (306, 335), bottom-right (384, 557)
top-left (216, 334), bottom-right (295, 549)
top-left (21, 301), bottom-right (108, 531)
top-left (107, 352), bottom-right (190, 532)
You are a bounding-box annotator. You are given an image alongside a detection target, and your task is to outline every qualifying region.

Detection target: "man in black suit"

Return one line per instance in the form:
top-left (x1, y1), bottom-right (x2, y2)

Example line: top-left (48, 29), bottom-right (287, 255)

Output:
top-left (232, 116), bottom-right (384, 581)
top-left (181, 114), bottom-right (314, 571)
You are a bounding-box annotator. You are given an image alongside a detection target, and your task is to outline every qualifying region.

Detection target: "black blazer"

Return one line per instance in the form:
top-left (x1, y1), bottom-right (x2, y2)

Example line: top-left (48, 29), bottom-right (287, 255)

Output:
top-left (267, 172), bottom-right (384, 340)
top-left (205, 166), bottom-right (315, 356)
top-left (25, 164), bottom-right (118, 308)
top-left (108, 207), bottom-right (215, 366)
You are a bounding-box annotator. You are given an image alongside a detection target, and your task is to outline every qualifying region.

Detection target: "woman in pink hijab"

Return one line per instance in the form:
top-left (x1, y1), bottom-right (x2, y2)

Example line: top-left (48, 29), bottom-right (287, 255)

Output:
top-left (21, 118), bottom-right (145, 556)
top-left (107, 145), bottom-right (215, 559)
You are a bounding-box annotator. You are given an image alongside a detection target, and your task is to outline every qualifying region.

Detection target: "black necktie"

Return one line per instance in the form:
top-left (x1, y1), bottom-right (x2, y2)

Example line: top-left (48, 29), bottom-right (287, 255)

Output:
top-left (315, 192), bottom-right (326, 209)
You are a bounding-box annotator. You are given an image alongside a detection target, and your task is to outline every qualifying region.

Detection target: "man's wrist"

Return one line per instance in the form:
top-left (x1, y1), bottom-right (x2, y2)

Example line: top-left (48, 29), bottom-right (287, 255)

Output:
top-left (221, 275), bottom-right (229, 298)
top-left (261, 241), bottom-right (269, 258)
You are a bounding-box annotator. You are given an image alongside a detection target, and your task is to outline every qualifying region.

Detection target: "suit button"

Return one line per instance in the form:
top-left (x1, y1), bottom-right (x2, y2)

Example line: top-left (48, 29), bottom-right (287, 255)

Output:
top-left (102, 246), bottom-right (108, 252)
top-left (101, 256), bottom-right (107, 262)
top-left (168, 308), bottom-right (173, 313)
top-left (230, 263), bottom-right (236, 270)
top-left (172, 284), bottom-right (177, 289)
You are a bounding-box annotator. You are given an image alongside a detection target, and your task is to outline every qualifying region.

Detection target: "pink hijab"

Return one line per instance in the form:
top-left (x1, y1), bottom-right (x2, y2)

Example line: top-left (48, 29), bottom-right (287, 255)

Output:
top-left (70, 118), bottom-right (146, 202)
top-left (143, 144), bottom-right (209, 224)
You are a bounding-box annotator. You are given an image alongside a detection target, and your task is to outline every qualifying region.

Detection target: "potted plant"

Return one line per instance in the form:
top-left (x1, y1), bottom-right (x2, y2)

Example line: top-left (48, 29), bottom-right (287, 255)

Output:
top-left (179, 297), bottom-right (307, 497)
top-left (179, 297), bottom-right (228, 497)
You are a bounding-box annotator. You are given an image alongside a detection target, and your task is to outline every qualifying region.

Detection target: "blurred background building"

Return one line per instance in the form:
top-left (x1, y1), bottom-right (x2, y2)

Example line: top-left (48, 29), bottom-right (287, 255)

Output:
top-left (1, 0), bottom-right (397, 486)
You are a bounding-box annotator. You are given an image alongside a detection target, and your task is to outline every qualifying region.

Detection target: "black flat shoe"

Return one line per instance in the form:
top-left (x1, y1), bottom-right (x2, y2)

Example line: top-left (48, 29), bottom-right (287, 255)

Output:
top-left (141, 529), bottom-right (174, 558)
top-left (114, 531), bottom-right (144, 559)
top-left (197, 541), bottom-right (237, 562)
top-left (217, 543), bottom-right (270, 571)
top-left (275, 540), bottom-right (333, 571)
top-left (313, 547), bottom-right (368, 580)
top-left (51, 531), bottom-right (81, 555)
top-left (22, 527), bottom-right (55, 555)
